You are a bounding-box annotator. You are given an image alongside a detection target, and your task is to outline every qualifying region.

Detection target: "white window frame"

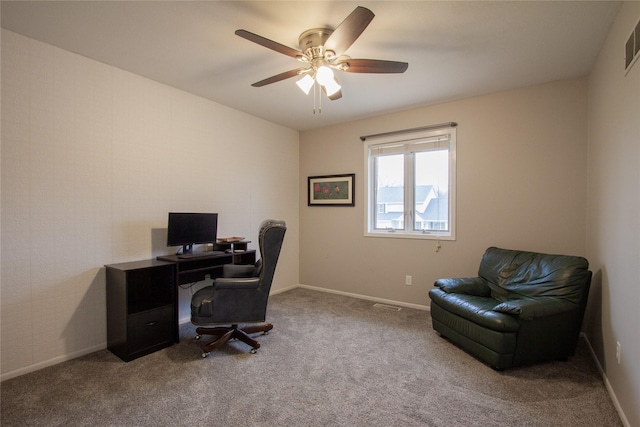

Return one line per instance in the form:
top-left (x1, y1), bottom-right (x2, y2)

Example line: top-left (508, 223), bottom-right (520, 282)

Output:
top-left (364, 126), bottom-right (456, 240)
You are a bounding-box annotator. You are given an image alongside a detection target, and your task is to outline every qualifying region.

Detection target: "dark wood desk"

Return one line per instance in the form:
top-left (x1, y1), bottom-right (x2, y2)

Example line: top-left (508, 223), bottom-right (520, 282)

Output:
top-left (106, 247), bottom-right (256, 362)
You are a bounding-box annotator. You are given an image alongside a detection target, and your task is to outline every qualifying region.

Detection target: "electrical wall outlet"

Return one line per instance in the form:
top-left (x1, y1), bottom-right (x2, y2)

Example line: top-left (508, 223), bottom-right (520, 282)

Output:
top-left (616, 341), bottom-right (621, 364)
top-left (405, 275), bottom-right (412, 286)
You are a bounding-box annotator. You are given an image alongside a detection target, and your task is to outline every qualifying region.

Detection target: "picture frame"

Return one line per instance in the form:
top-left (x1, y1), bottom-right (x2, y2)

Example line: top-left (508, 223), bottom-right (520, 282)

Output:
top-left (308, 174), bottom-right (355, 206)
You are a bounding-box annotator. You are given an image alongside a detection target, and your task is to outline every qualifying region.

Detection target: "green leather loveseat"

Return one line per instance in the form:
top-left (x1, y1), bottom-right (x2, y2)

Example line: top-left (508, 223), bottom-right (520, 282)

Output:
top-left (428, 247), bottom-right (592, 369)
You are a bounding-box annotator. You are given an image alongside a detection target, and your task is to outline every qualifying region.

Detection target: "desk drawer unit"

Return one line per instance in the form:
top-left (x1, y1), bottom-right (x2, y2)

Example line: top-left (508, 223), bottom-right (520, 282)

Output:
top-left (105, 259), bottom-right (177, 362)
top-left (127, 306), bottom-right (174, 358)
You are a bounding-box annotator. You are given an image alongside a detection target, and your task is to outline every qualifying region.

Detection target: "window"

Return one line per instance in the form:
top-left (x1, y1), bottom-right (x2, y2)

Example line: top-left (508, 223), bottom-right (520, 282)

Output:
top-left (364, 126), bottom-right (456, 240)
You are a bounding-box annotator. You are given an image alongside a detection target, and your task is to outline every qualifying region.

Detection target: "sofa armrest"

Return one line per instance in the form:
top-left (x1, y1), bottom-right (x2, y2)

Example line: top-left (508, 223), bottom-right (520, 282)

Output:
top-left (434, 277), bottom-right (491, 296)
top-left (213, 277), bottom-right (261, 290)
top-left (493, 297), bottom-right (575, 320)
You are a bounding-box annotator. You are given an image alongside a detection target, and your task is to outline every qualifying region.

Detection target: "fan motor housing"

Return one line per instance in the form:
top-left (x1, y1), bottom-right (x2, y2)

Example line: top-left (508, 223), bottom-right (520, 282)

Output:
top-left (299, 28), bottom-right (335, 59)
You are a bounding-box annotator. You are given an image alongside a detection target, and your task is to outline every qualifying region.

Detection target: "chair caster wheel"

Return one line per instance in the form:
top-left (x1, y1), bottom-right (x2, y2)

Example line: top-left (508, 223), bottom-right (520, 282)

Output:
top-left (195, 334), bottom-right (201, 340)
top-left (263, 331), bottom-right (269, 335)
top-left (250, 348), bottom-right (257, 354)
top-left (202, 352), bottom-right (209, 358)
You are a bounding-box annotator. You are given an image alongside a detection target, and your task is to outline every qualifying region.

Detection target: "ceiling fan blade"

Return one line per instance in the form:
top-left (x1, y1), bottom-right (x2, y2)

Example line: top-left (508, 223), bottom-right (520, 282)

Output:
top-left (235, 29), bottom-right (302, 59)
top-left (251, 68), bottom-right (307, 87)
top-left (324, 6), bottom-right (375, 55)
top-left (339, 59), bottom-right (409, 73)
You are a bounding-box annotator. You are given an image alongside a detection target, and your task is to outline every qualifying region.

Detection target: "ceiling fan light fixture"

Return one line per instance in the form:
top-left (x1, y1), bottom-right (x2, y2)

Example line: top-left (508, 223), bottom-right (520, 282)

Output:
top-left (315, 65), bottom-right (335, 86)
top-left (296, 74), bottom-right (315, 94)
top-left (236, 6), bottom-right (408, 109)
top-left (322, 77), bottom-right (341, 97)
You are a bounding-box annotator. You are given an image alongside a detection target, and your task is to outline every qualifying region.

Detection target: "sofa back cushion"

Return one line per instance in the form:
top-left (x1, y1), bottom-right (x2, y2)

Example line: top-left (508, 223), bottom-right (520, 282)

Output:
top-left (478, 247), bottom-right (589, 304)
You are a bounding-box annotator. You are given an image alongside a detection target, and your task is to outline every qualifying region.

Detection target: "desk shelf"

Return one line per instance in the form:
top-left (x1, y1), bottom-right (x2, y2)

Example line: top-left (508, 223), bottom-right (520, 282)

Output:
top-left (214, 240), bottom-right (250, 253)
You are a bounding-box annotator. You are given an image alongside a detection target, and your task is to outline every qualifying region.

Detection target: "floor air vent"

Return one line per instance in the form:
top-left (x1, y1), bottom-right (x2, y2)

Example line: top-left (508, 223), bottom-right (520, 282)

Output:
top-left (373, 303), bottom-right (402, 311)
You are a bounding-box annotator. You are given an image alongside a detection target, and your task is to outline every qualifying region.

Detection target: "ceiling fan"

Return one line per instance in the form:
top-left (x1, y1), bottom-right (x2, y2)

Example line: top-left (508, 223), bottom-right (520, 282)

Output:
top-left (235, 6), bottom-right (408, 104)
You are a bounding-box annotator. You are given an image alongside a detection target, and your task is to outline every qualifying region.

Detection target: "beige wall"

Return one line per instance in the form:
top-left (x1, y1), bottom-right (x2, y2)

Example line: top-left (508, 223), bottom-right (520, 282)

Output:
top-left (300, 78), bottom-right (588, 306)
top-left (586, 2), bottom-right (640, 426)
top-left (0, 30), bottom-right (300, 380)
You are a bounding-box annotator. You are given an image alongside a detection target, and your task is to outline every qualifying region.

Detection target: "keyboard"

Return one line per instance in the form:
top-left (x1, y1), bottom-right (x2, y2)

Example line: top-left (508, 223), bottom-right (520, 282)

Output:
top-left (177, 251), bottom-right (225, 259)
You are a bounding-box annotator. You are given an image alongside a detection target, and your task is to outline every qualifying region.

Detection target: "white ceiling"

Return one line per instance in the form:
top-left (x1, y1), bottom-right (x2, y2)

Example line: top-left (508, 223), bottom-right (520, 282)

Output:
top-left (1, 1), bottom-right (621, 131)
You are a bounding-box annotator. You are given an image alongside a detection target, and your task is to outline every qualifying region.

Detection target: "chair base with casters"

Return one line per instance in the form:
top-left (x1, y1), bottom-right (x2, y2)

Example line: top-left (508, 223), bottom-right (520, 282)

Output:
top-left (195, 323), bottom-right (273, 357)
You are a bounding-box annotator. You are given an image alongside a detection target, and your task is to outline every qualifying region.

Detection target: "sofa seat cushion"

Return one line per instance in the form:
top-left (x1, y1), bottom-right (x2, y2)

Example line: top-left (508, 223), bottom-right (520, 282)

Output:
top-left (430, 303), bottom-right (517, 364)
top-left (429, 288), bottom-right (520, 332)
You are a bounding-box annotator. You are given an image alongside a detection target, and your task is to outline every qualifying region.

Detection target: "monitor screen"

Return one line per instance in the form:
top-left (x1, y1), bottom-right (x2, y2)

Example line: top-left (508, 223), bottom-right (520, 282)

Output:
top-left (167, 212), bottom-right (218, 254)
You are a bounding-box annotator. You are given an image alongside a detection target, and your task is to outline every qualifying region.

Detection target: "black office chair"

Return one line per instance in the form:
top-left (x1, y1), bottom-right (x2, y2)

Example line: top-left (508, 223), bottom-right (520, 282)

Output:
top-left (190, 219), bottom-right (286, 357)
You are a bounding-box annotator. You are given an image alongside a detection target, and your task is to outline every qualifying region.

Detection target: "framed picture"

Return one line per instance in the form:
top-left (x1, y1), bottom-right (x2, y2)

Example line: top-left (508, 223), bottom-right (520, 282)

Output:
top-left (308, 174), bottom-right (355, 206)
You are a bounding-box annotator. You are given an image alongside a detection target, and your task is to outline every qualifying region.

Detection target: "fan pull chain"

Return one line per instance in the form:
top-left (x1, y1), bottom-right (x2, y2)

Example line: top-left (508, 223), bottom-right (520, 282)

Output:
top-left (313, 81), bottom-right (317, 114)
top-left (313, 82), bottom-right (322, 114)
top-left (309, 82), bottom-right (325, 114)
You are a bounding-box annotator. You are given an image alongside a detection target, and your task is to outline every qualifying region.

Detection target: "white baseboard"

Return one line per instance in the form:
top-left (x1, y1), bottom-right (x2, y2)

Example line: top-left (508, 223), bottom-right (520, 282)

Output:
top-left (293, 283), bottom-right (430, 311)
top-left (270, 283), bottom-right (299, 296)
top-left (580, 333), bottom-right (630, 427)
top-left (1, 343), bottom-right (106, 382)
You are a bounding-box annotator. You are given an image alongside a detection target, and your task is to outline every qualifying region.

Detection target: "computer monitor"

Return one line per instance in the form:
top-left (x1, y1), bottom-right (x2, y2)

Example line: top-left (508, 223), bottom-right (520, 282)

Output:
top-left (166, 212), bottom-right (218, 254)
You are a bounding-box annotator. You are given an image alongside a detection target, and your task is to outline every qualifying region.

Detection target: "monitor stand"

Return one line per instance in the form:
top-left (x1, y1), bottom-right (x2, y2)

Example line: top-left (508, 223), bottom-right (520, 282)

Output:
top-left (180, 244), bottom-right (193, 255)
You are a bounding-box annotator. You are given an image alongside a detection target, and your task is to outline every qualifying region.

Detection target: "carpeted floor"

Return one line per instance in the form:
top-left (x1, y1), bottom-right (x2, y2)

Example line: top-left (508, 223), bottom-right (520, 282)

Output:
top-left (0, 288), bottom-right (622, 426)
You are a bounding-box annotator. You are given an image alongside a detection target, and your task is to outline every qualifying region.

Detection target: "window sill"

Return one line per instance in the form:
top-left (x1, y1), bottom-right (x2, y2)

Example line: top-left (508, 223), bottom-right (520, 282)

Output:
top-left (364, 231), bottom-right (455, 241)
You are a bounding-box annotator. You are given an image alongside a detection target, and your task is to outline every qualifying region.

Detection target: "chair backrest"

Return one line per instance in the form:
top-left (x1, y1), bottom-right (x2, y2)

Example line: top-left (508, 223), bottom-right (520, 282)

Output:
top-left (478, 247), bottom-right (590, 304)
top-left (256, 219), bottom-right (287, 294)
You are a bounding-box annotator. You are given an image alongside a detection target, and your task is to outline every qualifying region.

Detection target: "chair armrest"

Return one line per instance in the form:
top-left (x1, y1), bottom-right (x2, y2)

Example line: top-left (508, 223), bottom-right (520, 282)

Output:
top-left (213, 277), bottom-right (260, 290)
top-left (434, 277), bottom-right (491, 296)
top-left (223, 264), bottom-right (256, 278)
top-left (493, 297), bottom-right (575, 320)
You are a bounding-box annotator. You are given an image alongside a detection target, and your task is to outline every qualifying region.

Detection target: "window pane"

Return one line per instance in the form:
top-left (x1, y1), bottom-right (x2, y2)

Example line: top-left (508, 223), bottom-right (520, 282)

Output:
top-left (365, 126), bottom-right (455, 239)
top-left (414, 149), bottom-right (449, 232)
top-left (374, 154), bottom-right (404, 230)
